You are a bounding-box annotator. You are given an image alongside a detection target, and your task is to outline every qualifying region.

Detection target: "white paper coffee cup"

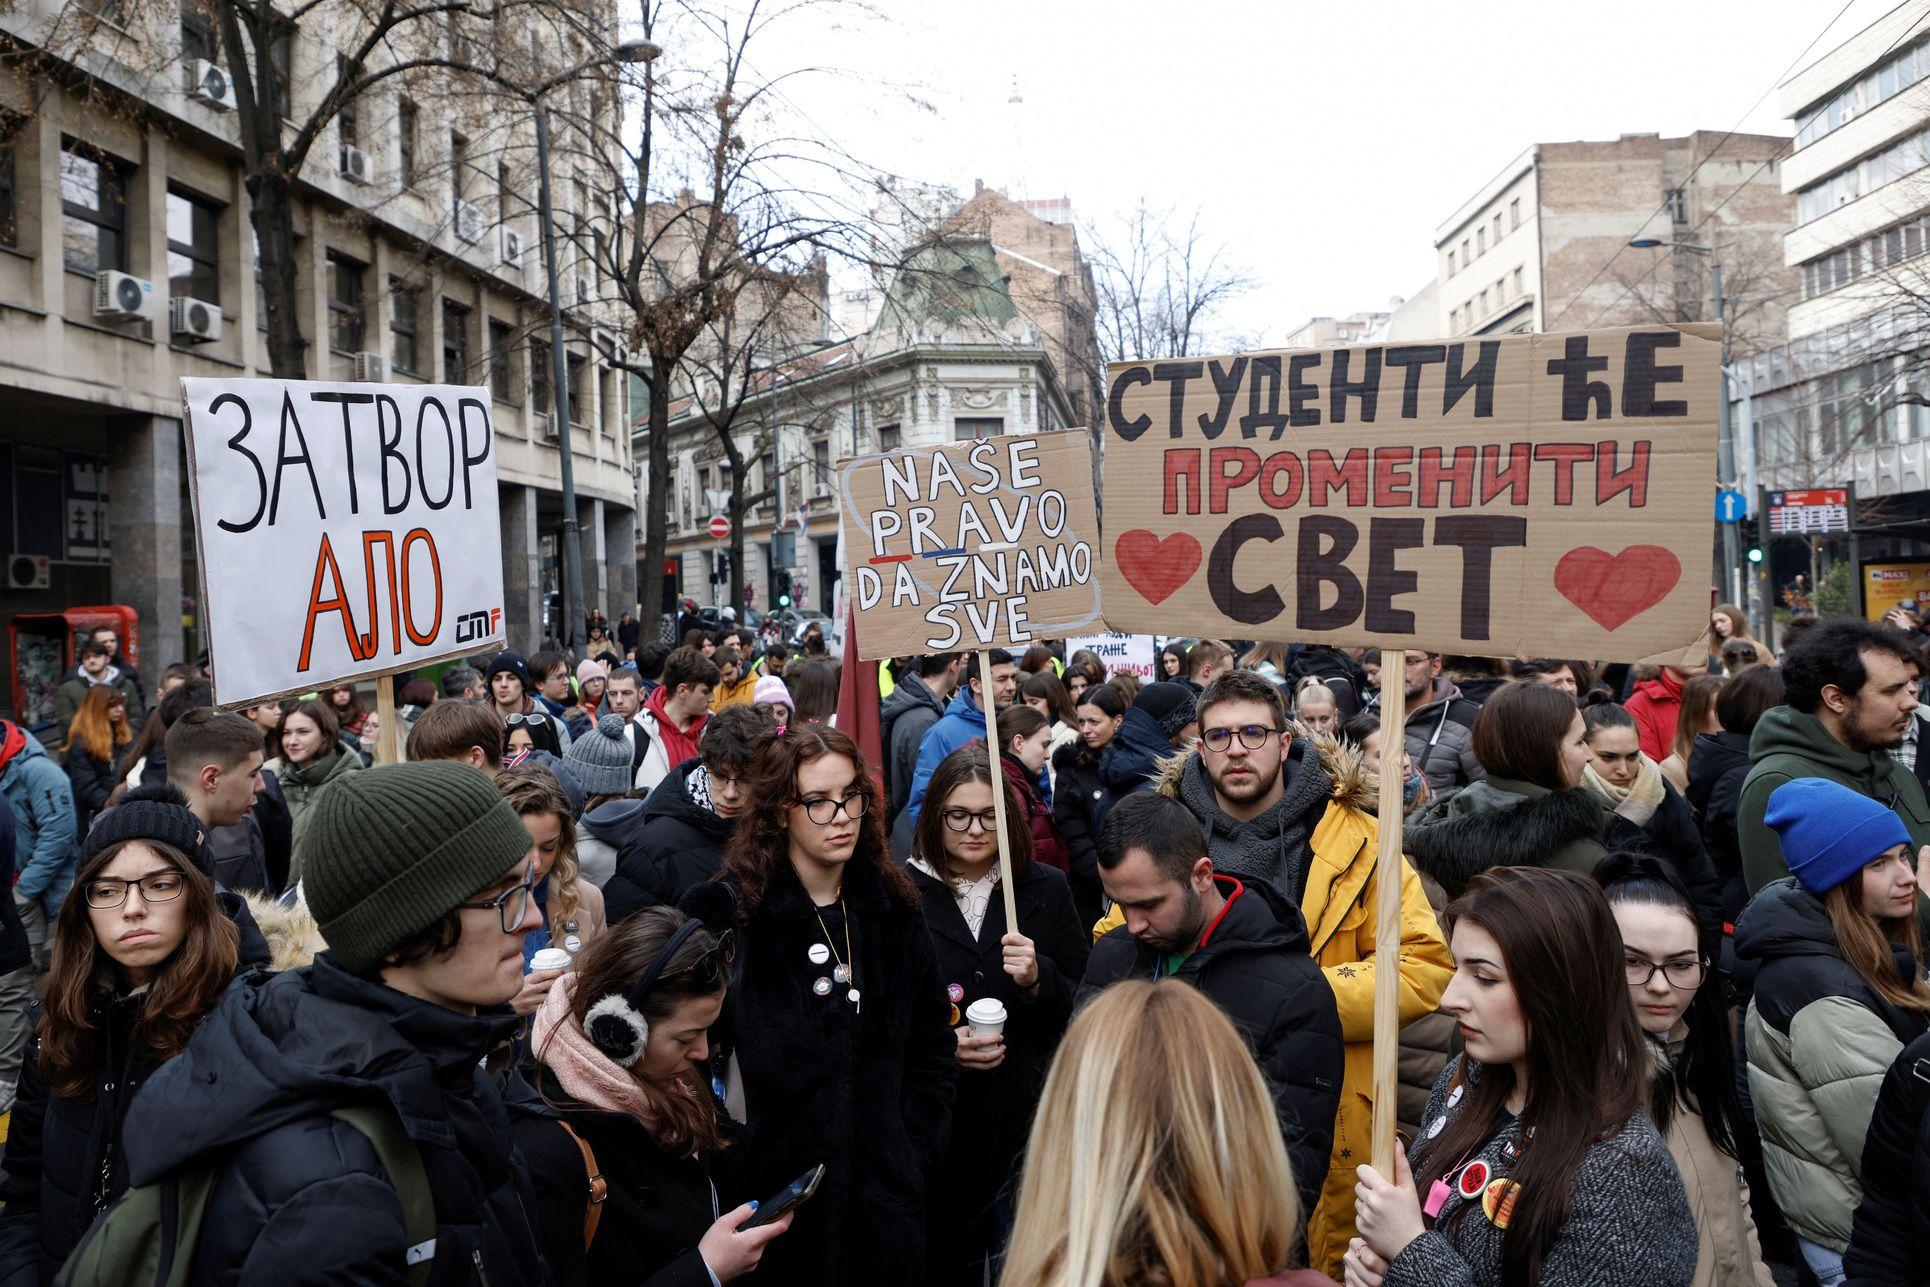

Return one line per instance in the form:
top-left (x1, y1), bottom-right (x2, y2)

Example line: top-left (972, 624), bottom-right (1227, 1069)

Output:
top-left (529, 947), bottom-right (573, 973)
top-left (966, 998), bottom-right (1007, 1038)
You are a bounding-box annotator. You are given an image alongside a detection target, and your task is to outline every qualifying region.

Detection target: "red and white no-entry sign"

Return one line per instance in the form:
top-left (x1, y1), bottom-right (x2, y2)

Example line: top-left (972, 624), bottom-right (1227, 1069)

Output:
top-left (708, 515), bottom-right (730, 541)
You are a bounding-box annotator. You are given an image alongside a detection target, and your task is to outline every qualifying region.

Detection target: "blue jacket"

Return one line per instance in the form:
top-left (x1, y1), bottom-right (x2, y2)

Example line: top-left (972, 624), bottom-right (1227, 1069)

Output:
top-left (905, 688), bottom-right (992, 826)
top-left (0, 725), bottom-right (76, 911)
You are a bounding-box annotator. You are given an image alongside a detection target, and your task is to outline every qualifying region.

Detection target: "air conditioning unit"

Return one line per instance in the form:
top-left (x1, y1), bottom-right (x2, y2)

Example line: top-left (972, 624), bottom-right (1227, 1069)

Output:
top-left (339, 144), bottom-right (373, 185)
top-left (574, 275), bottom-right (593, 305)
top-left (93, 271), bottom-right (159, 322)
top-left (6, 555), bottom-right (49, 591)
top-left (500, 228), bottom-right (524, 266)
top-left (539, 414), bottom-right (559, 442)
top-left (169, 296), bottom-right (222, 344)
top-left (454, 200), bottom-right (485, 244)
top-left (351, 351), bottom-right (387, 382)
top-left (183, 59), bottom-right (235, 111)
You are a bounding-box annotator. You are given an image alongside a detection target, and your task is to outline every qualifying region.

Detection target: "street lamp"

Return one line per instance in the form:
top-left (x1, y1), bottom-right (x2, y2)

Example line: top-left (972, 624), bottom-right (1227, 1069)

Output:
top-left (534, 36), bottom-right (661, 650)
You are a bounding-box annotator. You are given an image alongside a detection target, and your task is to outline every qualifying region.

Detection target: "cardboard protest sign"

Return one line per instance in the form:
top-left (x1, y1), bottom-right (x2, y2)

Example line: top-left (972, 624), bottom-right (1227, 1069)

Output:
top-left (1066, 630), bottom-right (1157, 680)
top-left (838, 430), bottom-right (1103, 661)
top-left (1100, 324), bottom-right (1718, 662)
top-left (181, 378), bottom-right (507, 707)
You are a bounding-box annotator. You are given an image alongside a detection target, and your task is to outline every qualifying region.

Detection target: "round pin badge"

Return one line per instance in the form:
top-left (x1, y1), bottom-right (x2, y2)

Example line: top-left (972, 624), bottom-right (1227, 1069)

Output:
top-left (834, 965), bottom-right (853, 984)
top-left (807, 943), bottom-right (831, 966)
top-left (947, 983), bottom-right (966, 1004)
top-left (1482, 1179), bottom-right (1520, 1229)
top-left (812, 976), bottom-right (833, 996)
top-left (1425, 1116), bottom-right (1446, 1140)
top-left (1446, 1084), bottom-right (1464, 1109)
top-left (563, 935), bottom-right (583, 954)
top-left (1456, 1160), bottom-right (1490, 1201)
top-left (949, 1003), bottom-right (962, 1026)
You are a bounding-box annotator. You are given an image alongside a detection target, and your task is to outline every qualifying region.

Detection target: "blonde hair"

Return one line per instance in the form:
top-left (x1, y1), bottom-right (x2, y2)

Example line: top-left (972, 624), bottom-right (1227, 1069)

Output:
top-left (497, 766), bottom-right (582, 938)
top-left (1000, 981), bottom-right (1300, 1287)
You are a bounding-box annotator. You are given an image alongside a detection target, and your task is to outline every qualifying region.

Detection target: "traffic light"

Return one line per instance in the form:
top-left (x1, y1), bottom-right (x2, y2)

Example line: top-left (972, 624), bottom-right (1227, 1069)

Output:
top-left (1747, 546), bottom-right (1765, 565)
top-left (776, 570), bottom-right (793, 608)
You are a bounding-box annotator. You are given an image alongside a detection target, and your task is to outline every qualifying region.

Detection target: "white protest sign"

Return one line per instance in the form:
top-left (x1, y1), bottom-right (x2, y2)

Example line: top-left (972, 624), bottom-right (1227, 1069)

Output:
top-left (1067, 630), bottom-right (1156, 680)
top-left (182, 378), bottom-right (507, 708)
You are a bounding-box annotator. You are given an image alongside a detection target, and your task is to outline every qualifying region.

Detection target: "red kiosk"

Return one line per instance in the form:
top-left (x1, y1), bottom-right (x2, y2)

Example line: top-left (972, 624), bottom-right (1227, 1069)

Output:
top-left (8, 605), bottom-right (140, 735)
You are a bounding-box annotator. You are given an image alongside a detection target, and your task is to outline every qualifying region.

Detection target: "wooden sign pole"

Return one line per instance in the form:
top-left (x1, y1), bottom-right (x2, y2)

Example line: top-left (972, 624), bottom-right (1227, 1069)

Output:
top-left (374, 674), bottom-right (400, 766)
top-left (977, 651), bottom-right (1021, 934)
top-left (1370, 642), bottom-right (1408, 1175)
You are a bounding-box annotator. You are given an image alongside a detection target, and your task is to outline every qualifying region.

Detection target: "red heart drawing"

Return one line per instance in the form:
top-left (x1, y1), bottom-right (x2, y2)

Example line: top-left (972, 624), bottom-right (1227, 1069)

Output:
top-left (1113, 531), bottom-right (1202, 606)
top-left (1554, 546), bottom-right (1683, 632)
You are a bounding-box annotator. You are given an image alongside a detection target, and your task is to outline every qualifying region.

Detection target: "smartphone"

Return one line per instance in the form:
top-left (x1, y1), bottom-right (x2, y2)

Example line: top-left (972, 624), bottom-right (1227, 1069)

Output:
top-left (737, 1164), bottom-right (825, 1231)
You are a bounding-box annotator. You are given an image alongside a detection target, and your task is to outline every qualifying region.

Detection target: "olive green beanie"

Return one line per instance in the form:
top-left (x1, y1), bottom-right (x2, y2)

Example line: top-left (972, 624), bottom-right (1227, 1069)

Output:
top-left (299, 760), bottom-right (533, 973)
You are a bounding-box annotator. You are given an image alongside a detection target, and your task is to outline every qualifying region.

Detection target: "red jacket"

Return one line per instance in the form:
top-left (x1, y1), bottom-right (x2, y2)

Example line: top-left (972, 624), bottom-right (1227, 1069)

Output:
top-left (1625, 667), bottom-right (1684, 762)
top-left (1001, 754), bottom-right (1069, 873)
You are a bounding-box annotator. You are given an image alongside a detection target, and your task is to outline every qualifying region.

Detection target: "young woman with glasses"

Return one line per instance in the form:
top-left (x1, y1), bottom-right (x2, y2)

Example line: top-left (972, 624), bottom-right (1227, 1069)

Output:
top-left (1599, 851), bottom-right (1774, 1287)
top-left (509, 906), bottom-right (793, 1285)
top-left (0, 784), bottom-right (239, 1282)
top-left (907, 743), bottom-right (1089, 1286)
top-left (713, 724), bottom-right (958, 1285)
top-left (505, 710), bottom-right (565, 763)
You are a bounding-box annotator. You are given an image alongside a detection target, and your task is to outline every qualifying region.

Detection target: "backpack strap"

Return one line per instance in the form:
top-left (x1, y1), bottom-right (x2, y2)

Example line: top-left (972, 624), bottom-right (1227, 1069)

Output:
top-left (330, 1105), bottom-right (436, 1287)
top-left (554, 1120), bottom-right (607, 1251)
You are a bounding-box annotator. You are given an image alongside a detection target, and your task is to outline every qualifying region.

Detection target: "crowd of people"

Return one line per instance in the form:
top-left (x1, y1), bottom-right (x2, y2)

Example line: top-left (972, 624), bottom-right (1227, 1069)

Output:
top-left (0, 604), bottom-right (1928, 1284)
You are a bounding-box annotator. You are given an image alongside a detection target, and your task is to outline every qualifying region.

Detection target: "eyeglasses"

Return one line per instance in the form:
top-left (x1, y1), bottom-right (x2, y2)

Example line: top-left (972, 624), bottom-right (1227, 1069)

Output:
top-left (460, 863), bottom-right (539, 934)
top-left (941, 807), bottom-right (998, 833)
top-left (1624, 955), bottom-right (1706, 990)
top-left (1201, 724), bottom-right (1281, 753)
top-left (669, 928), bottom-right (738, 986)
top-left (506, 712), bottom-right (552, 728)
top-left (84, 869), bottom-right (185, 910)
top-left (797, 790), bottom-right (871, 824)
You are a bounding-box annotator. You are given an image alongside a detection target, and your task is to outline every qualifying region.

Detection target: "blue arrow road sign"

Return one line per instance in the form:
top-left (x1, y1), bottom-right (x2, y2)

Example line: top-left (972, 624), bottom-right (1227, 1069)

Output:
top-left (1715, 490), bottom-right (1747, 523)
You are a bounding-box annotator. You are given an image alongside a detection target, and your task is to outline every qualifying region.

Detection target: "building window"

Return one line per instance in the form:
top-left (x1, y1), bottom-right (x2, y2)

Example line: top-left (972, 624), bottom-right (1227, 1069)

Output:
top-left (1478, 289), bottom-right (1488, 315)
top-left (265, 16), bottom-right (294, 117)
top-left (180, 0), bottom-right (216, 61)
top-left (442, 299), bottom-right (470, 382)
top-left (0, 126), bottom-right (17, 250)
top-left (954, 417), bottom-right (1002, 440)
top-left (812, 439), bottom-right (830, 494)
top-left (1446, 249), bottom-right (1455, 274)
top-left (1492, 212), bottom-right (1503, 242)
top-left (337, 55), bottom-right (359, 148)
top-left (389, 279), bottom-right (418, 371)
top-left (327, 253), bottom-right (367, 353)
top-left (1796, 127), bottom-right (1930, 223)
top-left (166, 190), bottom-right (220, 303)
top-left (497, 162), bottom-right (512, 224)
top-left (449, 132), bottom-right (468, 220)
top-left (531, 339), bottom-right (551, 414)
top-left (1510, 197), bottom-right (1521, 228)
top-left (878, 423), bottom-right (901, 452)
top-left (566, 352), bottom-right (587, 424)
top-left (1461, 238), bottom-right (1470, 264)
top-left (488, 319), bottom-right (513, 400)
top-left (1477, 228), bottom-right (1486, 255)
top-left (397, 99), bottom-right (418, 187)
top-left (60, 143), bottom-right (127, 275)
top-left (1495, 277), bottom-right (1506, 306)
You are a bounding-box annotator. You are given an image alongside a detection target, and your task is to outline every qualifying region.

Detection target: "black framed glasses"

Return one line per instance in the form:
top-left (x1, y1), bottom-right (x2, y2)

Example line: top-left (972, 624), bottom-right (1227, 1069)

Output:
top-left (83, 869), bottom-right (185, 910)
top-left (1201, 724), bottom-right (1281, 753)
top-left (1624, 955), bottom-right (1706, 990)
top-left (941, 807), bottom-right (998, 833)
top-left (798, 790), bottom-right (871, 824)
top-left (460, 863), bottom-right (539, 934)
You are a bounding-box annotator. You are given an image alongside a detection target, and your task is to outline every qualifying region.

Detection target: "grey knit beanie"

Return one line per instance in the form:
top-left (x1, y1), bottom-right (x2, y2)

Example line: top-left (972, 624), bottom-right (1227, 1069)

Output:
top-left (564, 713), bottom-right (635, 797)
top-left (299, 760), bottom-right (533, 973)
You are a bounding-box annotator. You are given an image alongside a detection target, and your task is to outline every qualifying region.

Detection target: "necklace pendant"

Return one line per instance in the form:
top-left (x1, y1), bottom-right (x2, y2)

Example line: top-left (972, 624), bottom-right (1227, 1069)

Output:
top-left (847, 987), bottom-right (861, 1012)
top-left (833, 964), bottom-right (852, 984)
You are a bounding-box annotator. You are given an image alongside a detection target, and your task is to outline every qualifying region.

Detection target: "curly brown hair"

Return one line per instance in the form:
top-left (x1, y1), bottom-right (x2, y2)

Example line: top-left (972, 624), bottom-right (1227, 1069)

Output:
top-left (717, 724), bottom-right (915, 915)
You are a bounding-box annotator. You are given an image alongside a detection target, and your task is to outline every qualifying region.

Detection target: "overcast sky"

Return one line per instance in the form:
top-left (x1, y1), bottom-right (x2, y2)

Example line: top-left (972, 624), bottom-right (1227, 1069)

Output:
top-left (750, 0), bottom-right (1900, 344)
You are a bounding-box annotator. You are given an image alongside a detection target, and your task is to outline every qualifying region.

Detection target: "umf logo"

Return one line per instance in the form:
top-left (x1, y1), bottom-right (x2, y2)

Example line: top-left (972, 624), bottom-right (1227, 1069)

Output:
top-left (455, 606), bottom-right (502, 643)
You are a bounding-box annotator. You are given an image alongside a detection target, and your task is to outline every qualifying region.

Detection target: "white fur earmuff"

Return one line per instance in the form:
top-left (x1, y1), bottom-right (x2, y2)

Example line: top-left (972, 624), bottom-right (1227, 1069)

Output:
top-left (583, 993), bottom-right (650, 1067)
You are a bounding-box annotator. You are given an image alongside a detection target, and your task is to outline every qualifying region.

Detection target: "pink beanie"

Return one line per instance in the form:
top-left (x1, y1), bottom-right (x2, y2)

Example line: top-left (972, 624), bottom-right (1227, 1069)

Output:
top-left (753, 675), bottom-right (793, 709)
top-left (577, 658), bottom-right (608, 685)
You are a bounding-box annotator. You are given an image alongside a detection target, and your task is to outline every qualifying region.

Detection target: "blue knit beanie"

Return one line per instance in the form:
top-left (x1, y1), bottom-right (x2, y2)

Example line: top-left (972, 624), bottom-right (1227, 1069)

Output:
top-left (1764, 777), bottom-right (1910, 896)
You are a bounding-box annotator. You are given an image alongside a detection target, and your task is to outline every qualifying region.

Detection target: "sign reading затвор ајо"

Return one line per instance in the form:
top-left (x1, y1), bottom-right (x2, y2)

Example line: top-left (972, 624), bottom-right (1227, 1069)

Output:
top-left (1099, 325), bottom-right (1718, 664)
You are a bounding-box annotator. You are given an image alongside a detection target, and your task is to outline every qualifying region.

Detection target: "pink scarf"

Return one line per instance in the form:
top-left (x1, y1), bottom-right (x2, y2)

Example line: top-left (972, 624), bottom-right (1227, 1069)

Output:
top-left (532, 974), bottom-right (656, 1121)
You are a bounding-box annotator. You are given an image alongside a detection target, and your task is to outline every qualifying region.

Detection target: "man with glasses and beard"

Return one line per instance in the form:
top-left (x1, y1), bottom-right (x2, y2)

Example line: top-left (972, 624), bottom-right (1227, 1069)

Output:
top-left (114, 762), bottom-right (551, 1285)
top-left (1086, 666), bottom-right (1451, 1279)
top-left (1738, 617), bottom-right (1930, 935)
top-left (1081, 791), bottom-right (1342, 1213)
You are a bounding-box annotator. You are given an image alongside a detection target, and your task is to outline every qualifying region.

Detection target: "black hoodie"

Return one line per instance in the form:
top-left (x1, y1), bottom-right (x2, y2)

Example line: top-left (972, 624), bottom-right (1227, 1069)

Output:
top-left (1080, 874), bottom-right (1343, 1210)
top-left (603, 759), bottom-right (734, 923)
top-left (1688, 729), bottom-right (1754, 928)
top-left (119, 953), bottom-right (549, 1287)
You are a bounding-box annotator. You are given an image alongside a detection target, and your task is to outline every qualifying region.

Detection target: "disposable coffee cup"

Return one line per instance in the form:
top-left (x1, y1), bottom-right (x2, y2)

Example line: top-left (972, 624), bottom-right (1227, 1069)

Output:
top-left (966, 998), bottom-right (1007, 1038)
top-left (529, 947), bottom-right (573, 974)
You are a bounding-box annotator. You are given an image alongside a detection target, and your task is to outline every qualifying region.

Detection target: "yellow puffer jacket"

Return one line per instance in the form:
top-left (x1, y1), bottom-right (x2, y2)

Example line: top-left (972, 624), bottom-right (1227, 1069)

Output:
top-left (1090, 735), bottom-right (1454, 1277)
top-left (709, 672), bottom-right (761, 711)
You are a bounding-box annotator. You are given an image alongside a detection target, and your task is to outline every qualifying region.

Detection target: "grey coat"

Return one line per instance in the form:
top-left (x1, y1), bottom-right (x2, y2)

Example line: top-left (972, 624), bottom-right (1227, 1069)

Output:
top-left (1385, 1057), bottom-right (1698, 1287)
top-left (881, 673), bottom-right (946, 823)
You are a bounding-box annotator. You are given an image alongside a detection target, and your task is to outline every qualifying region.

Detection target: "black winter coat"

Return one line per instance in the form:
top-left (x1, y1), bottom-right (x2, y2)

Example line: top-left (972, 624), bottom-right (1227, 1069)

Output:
top-left (203, 771), bottom-right (293, 895)
top-left (713, 856), bottom-right (958, 1285)
top-left (1094, 706), bottom-right (1170, 832)
top-left (119, 953), bottom-right (551, 1287)
top-left (1687, 729), bottom-right (1754, 929)
top-left (1846, 1029), bottom-right (1930, 1285)
top-left (0, 993), bottom-right (164, 1287)
top-left (909, 859), bottom-right (1088, 1285)
top-left (603, 760), bottom-right (732, 923)
top-left (0, 805), bottom-right (26, 974)
top-left (1602, 779), bottom-right (1726, 934)
top-left (1080, 874), bottom-right (1344, 1211)
top-left (506, 1069), bottom-right (721, 1287)
top-left (62, 746), bottom-right (121, 840)
top-left (882, 674), bottom-right (947, 823)
top-left (1049, 740), bottom-right (1106, 930)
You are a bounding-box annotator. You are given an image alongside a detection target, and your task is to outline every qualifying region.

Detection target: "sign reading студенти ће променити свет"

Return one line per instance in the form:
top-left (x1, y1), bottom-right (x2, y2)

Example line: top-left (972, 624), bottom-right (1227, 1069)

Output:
top-left (838, 430), bottom-right (1104, 662)
top-left (1099, 325), bottom-right (1719, 664)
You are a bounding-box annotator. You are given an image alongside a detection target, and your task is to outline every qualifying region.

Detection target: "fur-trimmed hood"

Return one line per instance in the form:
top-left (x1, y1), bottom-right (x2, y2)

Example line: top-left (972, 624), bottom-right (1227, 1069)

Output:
top-left (1150, 723), bottom-right (1377, 814)
top-left (241, 892), bottom-right (327, 973)
top-left (1403, 777), bottom-right (1609, 897)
